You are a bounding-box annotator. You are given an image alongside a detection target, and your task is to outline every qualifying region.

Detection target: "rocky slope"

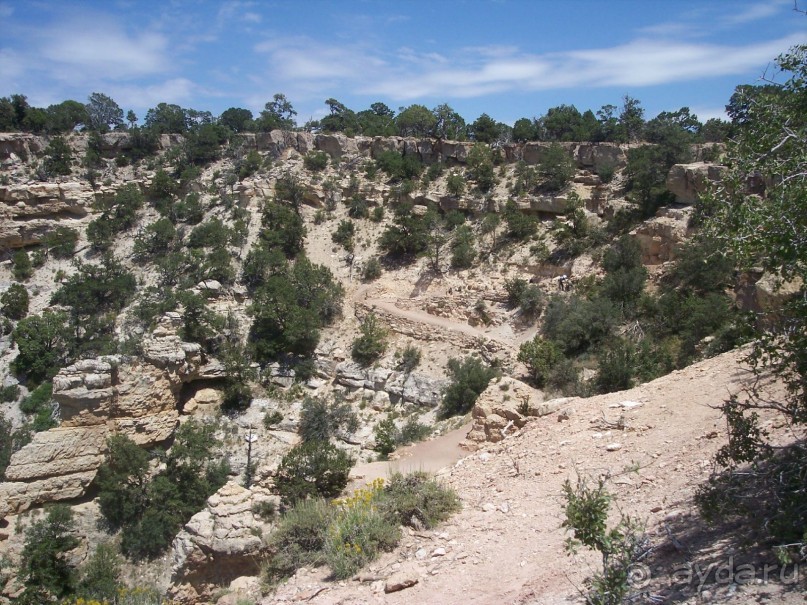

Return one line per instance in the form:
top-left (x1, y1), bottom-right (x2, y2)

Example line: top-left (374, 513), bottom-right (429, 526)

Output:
top-left (0, 130), bottom-right (794, 603)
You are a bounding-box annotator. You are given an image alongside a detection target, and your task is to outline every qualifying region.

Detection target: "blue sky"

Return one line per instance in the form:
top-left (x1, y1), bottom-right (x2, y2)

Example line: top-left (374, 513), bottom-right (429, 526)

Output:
top-left (1, 0), bottom-right (804, 126)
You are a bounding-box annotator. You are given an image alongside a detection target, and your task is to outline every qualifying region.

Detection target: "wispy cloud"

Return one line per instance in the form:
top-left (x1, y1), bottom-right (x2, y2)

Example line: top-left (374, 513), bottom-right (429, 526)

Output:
top-left (720, 0), bottom-right (790, 26)
top-left (251, 32), bottom-right (803, 102)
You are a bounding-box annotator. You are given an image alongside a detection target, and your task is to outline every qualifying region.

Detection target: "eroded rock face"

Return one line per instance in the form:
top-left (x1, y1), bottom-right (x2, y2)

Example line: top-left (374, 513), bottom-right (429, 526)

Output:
top-left (169, 482), bottom-right (276, 604)
top-left (630, 208), bottom-right (692, 265)
top-left (0, 180), bottom-right (95, 249)
top-left (334, 362), bottom-right (449, 408)
top-left (666, 162), bottom-right (725, 205)
top-left (0, 427), bottom-right (107, 517)
top-left (465, 376), bottom-right (568, 446)
top-left (0, 315), bottom-right (209, 518)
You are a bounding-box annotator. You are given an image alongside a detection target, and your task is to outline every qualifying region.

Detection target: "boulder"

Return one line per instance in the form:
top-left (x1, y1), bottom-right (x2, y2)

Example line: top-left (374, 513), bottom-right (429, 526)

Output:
top-left (0, 427), bottom-right (108, 516)
top-left (465, 377), bottom-right (569, 445)
top-left (169, 482), bottom-right (276, 604)
top-left (630, 208), bottom-right (691, 265)
top-left (666, 162), bottom-right (725, 205)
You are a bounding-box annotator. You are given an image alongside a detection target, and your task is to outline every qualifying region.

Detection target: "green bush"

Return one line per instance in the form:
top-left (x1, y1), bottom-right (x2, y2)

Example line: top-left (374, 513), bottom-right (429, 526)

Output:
top-left (594, 338), bottom-right (636, 394)
top-left (12, 250), bottom-right (33, 281)
top-left (0, 384), bottom-right (19, 402)
top-left (351, 313), bottom-right (388, 366)
top-left (538, 143), bottom-right (574, 192)
top-left (304, 150), bottom-right (329, 171)
top-left (77, 542), bottom-right (121, 603)
top-left (19, 382), bottom-right (56, 432)
top-left (187, 217), bottom-right (232, 249)
top-left (43, 226), bottom-right (79, 259)
top-left (264, 498), bottom-right (333, 583)
top-left (380, 471), bottom-right (461, 529)
top-left (1, 283), bottom-right (29, 320)
top-left (347, 196), bottom-right (369, 219)
top-left (504, 277), bottom-right (544, 318)
top-left (274, 440), bottom-right (354, 506)
top-left (446, 171), bottom-right (466, 196)
top-left (370, 206), bottom-right (385, 222)
top-left (133, 218), bottom-right (176, 260)
top-left (174, 192), bottom-right (205, 224)
top-left (450, 225), bottom-right (476, 269)
top-left (542, 295), bottom-right (619, 355)
top-left (379, 205), bottom-right (433, 258)
top-left (298, 395), bottom-right (359, 443)
top-left (362, 257), bottom-right (382, 281)
top-left (12, 311), bottom-right (73, 384)
top-left (325, 483), bottom-right (400, 579)
top-left (440, 356), bottom-right (498, 418)
top-left (43, 136), bottom-right (73, 176)
top-left (374, 418), bottom-right (397, 458)
top-left (518, 337), bottom-right (563, 388)
top-left (395, 344), bottom-right (421, 373)
top-left (504, 201), bottom-right (537, 240)
top-left (331, 219), bottom-right (355, 252)
top-left (16, 504), bottom-right (79, 602)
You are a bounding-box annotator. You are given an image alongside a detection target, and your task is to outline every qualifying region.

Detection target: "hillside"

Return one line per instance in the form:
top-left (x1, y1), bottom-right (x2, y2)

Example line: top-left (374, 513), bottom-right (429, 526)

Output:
top-left (0, 128), bottom-right (800, 604)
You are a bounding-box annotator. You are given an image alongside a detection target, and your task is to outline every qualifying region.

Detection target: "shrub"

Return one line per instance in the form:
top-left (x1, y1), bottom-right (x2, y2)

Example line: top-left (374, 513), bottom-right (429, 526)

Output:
top-left (325, 480), bottom-right (400, 579)
top-left (77, 542), bottom-right (121, 603)
top-left (362, 257), bottom-right (382, 281)
top-left (347, 196), bottom-right (369, 219)
top-left (264, 498), bottom-right (333, 583)
top-left (174, 192), bottom-right (205, 224)
top-left (504, 201), bottom-right (537, 240)
top-left (446, 171), bottom-right (465, 196)
top-left (12, 311), bottom-right (73, 384)
top-left (43, 226), bottom-right (79, 259)
top-left (1, 283), bottom-right (29, 320)
top-left (303, 150), bottom-right (329, 171)
top-left (440, 356), bottom-right (498, 418)
top-left (542, 295), bottom-right (619, 355)
top-left (450, 225), bottom-right (476, 269)
top-left (298, 395), bottom-right (359, 443)
top-left (332, 219), bottom-right (355, 252)
top-left (397, 416), bottom-right (432, 445)
top-left (16, 504), bottom-right (79, 602)
top-left (539, 143), bottom-right (574, 192)
top-left (12, 250), bottom-right (33, 281)
top-left (374, 418), bottom-right (397, 458)
top-left (133, 218), bottom-right (176, 260)
top-left (0, 384), bottom-right (19, 402)
top-left (379, 205), bottom-right (433, 258)
top-left (395, 344), bottom-right (421, 373)
top-left (370, 206), bottom-right (385, 222)
top-left (504, 277), bottom-right (544, 318)
top-left (43, 136), bottom-right (73, 176)
top-left (187, 217), bottom-right (232, 249)
top-left (518, 337), bottom-right (563, 388)
top-left (594, 338), bottom-right (636, 394)
top-left (19, 382), bottom-right (57, 432)
top-left (380, 472), bottom-right (461, 529)
top-left (274, 440), bottom-right (354, 505)
top-left (260, 200), bottom-right (306, 257)
top-left (351, 313), bottom-right (388, 366)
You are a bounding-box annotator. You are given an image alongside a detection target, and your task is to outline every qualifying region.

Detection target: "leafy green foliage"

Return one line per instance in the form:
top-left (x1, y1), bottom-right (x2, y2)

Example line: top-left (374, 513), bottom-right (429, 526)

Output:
top-left (466, 143), bottom-right (496, 192)
top-left (332, 219), bottom-right (355, 252)
top-left (599, 235), bottom-right (647, 310)
top-left (19, 382), bottom-right (57, 432)
top-left (539, 143), bottom-right (574, 192)
top-left (380, 472), bottom-right (461, 530)
top-left (375, 150), bottom-right (423, 182)
top-left (362, 257), bottom-right (382, 281)
top-left (260, 200), bottom-right (306, 257)
top-left (594, 338), bottom-right (636, 394)
top-left (274, 440), bottom-right (354, 505)
top-left (1, 283), bottom-right (29, 320)
top-left (562, 476), bottom-right (645, 605)
top-left (503, 201), bottom-right (537, 240)
top-left (12, 250), bottom-right (33, 281)
top-left (42, 226), bottom-right (79, 259)
top-left (43, 136), bottom-right (73, 176)
top-left (303, 150), bottom-right (329, 171)
top-left (542, 295), bottom-right (619, 355)
top-left (87, 184), bottom-right (144, 249)
top-left (450, 225), bottom-right (476, 269)
top-left (379, 204), bottom-right (433, 258)
top-left (518, 337), bottom-right (562, 388)
top-left (395, 344), bottom-right (422, 373)
top-left (76, 542), bottom-right (121, 603)
top-left (440, 356), bottom-right (498, 418)
top-left (504, 277), bottom-right (544, 318)
top-left (249, 255), bottom-right (343, 362)
top-left (298, 395), bottom-right (359, 443)
top-left (96, 422), bottom-right (229, 560)
top-left (264, 499), bottom-right (333, 583)
top-left (351, 313), bottom-right (388, 366)
top-left (16, 505), bottom-right (79, 602)
top-left (12, 311), bottom-right (73, 383)
top-left (133, 218), bottom-right (176, 260)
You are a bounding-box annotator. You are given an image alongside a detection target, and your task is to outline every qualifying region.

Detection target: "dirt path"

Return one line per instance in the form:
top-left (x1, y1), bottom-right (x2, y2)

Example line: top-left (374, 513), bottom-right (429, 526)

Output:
top-left (270, 347), bottom-right (801, 605)
top-left (353, 284), bottom-right (516, 351)
top-left (348, 422), bottom-right (472, 487)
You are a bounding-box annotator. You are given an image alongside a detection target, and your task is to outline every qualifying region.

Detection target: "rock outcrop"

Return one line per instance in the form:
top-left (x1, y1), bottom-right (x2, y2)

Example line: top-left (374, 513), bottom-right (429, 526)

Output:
top-left (334, 361), bottom-right (449, 408)
top-left (630, 207), bottom-right (692, 265)
top-left (169, 482), bottom-right (276, 604)
top-left (465, 377), bottom-right (568, 446)
top-left (666, 162), bottom-right (725, 205)
top-left (0, 314), bottom-right (211, 518)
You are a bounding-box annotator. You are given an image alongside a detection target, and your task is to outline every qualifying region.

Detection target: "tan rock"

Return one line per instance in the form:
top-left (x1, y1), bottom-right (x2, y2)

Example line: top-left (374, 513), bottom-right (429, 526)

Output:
top-left (169, 482), bottom-right (276, 603)
top-left (466, 377), bottom-right (569, 445)
top-left (666, 162), bottom-right (725, 205)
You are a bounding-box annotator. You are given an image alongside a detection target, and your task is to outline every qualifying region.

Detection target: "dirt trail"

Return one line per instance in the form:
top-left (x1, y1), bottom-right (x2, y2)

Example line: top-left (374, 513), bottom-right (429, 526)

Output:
top-left (349, 422), bottom-right (472, 487)
top-left (271, 347), bottom-right (801, 605)
top-left (353, 284), bottom-right (516, 350)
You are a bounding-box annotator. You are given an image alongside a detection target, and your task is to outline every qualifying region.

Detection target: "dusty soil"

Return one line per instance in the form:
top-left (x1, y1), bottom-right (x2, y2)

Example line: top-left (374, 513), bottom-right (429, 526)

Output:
top-left (267, 347), bottom-right (805, 605)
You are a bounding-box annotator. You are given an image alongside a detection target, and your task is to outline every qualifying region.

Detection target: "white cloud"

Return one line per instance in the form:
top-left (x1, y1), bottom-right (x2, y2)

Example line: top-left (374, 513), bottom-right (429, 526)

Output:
top-left (38, 21), bottom-right (168, 81)
top-left (108, 78), bottom-right (198, 110)
top-left (720, 0), bottom-right (789, 26)
top-left (251, 31), bottom-right (803, 102)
